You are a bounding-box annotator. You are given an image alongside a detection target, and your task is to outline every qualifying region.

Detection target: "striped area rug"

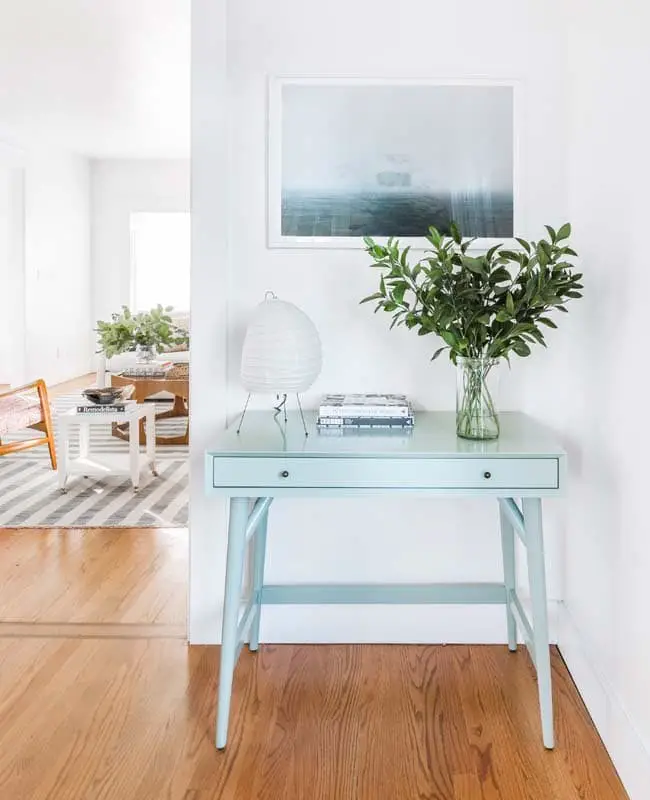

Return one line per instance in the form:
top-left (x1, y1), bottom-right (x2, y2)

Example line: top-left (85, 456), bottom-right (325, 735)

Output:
top-left (0, 394), bottom-right (188, 528)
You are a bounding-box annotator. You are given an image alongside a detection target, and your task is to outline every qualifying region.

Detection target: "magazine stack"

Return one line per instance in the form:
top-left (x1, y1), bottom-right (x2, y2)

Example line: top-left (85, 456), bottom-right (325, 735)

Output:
top-left (318, 393), bottom-right (414, 429)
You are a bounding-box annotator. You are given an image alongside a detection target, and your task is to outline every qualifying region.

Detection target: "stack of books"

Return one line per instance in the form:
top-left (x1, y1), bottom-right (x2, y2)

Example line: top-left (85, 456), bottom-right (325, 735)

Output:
top-left (119, 361), bottom-right (174, 378)
top-left (318, 393), bottom-right (414, 429)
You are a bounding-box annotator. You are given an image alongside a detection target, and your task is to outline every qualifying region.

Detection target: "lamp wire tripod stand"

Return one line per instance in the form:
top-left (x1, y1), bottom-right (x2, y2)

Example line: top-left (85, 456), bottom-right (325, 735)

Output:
top-left (236, 392), bottom-right (309, 436)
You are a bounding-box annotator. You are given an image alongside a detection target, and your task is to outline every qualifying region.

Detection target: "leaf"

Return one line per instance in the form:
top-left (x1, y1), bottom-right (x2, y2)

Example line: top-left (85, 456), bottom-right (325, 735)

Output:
top-left (450, 221), bottom-right (462, 245)
top-left (360, 292), bottom-right (384, 305)
top-left (544, 225), bottom-right (557, 242)
top-left (427, 227), bottom-right (442, 247)
top-left (515, 237), bottom-right (531, 254)
top-left (440, 330), bottom-right (458, 348)
top-left (392, 284), bottom-right (407, 305)
top-left (427, 265), bottom-right (444, 283)
top-left (538, 317), bottom-right (558, 328)
top-left (461, 255), bottom-right (484, 274)
top-left (400, 246), bottom-right (411, 267)
top-left (431, 347), bottom-right (446, 361)
top-left (490, 267), bottom-right (512, 284)
top-left (506, 292), bottom-right (515, 314)
top-left (513, 340), bottom-right (532, 357)
top-left (527, 328), bottom-right (546, 343)
top-left (556, 222), bottom-right (572, 241)
top-left (499, 250), bottom-right (520, 261)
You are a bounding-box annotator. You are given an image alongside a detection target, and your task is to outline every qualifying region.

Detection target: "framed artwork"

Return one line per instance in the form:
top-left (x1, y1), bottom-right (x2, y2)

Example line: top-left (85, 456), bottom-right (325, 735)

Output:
top-left (267, 77), bottom-right (520, 250)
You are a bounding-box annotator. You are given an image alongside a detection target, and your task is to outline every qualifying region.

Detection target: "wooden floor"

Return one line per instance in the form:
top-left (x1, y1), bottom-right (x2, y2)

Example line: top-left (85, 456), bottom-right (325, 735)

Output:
top-left (0, 528), bottom-right (628, 800)
top-left (51, 372), bottom-right (97, 395)
top-left (0, 373), bottom-right (96, 398)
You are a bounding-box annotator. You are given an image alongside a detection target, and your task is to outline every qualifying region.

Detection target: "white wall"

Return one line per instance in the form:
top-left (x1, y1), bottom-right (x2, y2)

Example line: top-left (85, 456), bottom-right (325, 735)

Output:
top-left (191, 0), bottom-right (569, 644)
top-left (557, 1), bottom-right (650, 795)
top-left (0, 143), bottom-right (26, 386)
top-left (90, 159), bottom-right (190, 327)
top-left (190, 0), bottom-right (229, 643)
top-left (0, 167), bottom-right (14, 382)
top-left (23, 148), bottom-right (92, 385)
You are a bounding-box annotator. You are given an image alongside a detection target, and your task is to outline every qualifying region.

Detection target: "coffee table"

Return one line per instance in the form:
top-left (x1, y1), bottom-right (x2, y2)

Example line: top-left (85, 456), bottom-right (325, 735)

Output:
top-left (110, 372), bottom-right (189, 446)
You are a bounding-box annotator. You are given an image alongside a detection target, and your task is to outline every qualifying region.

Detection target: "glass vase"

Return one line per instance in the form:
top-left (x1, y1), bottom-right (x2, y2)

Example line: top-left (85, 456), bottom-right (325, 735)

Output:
top-left (456, 357), bottom-right (501, 440)
top-left (135, 344), bottom-right (157, 363)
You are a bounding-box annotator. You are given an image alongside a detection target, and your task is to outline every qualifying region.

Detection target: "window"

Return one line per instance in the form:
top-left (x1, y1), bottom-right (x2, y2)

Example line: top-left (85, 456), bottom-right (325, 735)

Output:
top-left (130, 212), bottom-right (190, 312)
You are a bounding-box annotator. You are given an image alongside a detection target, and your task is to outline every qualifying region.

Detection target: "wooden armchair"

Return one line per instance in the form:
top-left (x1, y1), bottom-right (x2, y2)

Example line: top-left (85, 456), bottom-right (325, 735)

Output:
top-left (0, 380), bottom-right (57, 469)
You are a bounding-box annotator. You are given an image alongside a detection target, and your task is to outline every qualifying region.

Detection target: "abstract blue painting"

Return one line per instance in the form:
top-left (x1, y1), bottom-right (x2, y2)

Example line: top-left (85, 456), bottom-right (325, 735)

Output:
top-left (268, 79), bottom-right (516, 248)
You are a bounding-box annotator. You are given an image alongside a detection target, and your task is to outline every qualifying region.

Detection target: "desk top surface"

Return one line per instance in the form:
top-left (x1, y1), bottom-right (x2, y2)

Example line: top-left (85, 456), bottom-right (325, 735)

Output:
top-left (207, 411), bottom-right (565, 459)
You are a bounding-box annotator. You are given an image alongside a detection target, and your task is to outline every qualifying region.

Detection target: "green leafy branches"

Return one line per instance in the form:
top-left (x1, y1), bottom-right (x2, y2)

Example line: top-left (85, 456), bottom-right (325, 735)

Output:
top-left (96, 305), bottom-right (189, 358)
top-left (360, 222), bottom-right (582, 363)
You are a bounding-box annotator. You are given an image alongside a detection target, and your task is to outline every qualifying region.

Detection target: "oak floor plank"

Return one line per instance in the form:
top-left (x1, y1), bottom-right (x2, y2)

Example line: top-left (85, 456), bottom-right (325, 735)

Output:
top-left (0, 528), bottom-right (187, 626)
top-left (516, 649), bottom-right (627, 800)
top-left (454, 772), bottom-right (484, 800)
top-left (465, 645), bottom-right (559, 800)
top-left (0, 640), bottom-right (629, 800)
top-left (0, 527), bottom-right (628, 800)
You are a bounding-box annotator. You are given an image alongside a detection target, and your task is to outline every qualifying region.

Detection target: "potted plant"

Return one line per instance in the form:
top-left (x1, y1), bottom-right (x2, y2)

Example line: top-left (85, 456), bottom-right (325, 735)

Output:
top-left (96, 305), bottom-right (189, 362)
top-left (361, 223), bottom-right (583, 439)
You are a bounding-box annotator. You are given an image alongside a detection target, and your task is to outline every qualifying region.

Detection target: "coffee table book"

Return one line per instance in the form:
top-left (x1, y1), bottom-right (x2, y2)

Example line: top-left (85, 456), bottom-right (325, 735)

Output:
top-left (319, 393), bottom-right (412, 418)
top-left (318, 393), bottom-right (414, 428)
top-left (76, 400), bottom-right (136, 414)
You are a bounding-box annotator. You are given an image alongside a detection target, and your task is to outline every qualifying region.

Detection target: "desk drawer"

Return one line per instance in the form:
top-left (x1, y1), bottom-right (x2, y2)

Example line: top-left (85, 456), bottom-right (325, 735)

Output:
top-left (212, 456), bottom-right (558, 491)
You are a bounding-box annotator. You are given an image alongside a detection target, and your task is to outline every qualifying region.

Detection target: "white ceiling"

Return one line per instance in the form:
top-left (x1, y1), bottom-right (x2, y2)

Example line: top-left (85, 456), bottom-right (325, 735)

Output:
top-left (0, 0), bottom-right (190, 158)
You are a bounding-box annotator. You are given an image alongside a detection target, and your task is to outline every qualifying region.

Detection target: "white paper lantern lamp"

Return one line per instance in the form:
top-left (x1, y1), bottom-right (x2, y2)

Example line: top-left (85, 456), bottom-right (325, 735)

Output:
top-left (238, 292), bottom-right (322, 433)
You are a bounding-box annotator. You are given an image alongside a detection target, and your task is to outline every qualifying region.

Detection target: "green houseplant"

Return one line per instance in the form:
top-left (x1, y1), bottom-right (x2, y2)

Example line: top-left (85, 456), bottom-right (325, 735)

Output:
top-left (96, 305), bottom-right (189, 361)
top-left (361, 223), bottom-right (583, 439)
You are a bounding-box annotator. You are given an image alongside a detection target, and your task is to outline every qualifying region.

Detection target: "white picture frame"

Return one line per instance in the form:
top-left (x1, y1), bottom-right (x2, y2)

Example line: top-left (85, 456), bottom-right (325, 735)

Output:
top-left (267, 76), bottom-right (522, 251)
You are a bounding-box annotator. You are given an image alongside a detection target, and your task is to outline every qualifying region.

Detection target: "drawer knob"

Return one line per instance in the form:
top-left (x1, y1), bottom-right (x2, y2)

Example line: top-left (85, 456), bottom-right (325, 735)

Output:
top-left (280, 470), bottom-right (290, 478)
top-left (483, 471), bottom-right (492, 479)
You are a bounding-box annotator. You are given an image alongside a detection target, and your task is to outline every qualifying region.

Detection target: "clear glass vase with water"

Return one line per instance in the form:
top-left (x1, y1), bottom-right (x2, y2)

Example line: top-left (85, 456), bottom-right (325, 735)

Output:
top-left (456, 357), bottom-right (500, 440)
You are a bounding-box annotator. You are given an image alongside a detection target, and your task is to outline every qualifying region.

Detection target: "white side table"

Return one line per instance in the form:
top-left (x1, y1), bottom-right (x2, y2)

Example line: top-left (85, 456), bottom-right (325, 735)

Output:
top-left (57, 403), bottom-right (157, 492)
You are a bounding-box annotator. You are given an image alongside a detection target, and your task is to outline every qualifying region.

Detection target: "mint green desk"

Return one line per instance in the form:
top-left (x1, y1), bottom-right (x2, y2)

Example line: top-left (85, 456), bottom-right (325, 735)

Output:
top-left (205, 411), bottom-right (565, 750)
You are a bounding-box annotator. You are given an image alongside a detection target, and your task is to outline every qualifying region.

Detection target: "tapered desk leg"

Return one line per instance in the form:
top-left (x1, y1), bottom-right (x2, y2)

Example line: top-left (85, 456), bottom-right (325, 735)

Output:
top-left (216, 497), bottom-right (249, 750)
top-left (249, 506), bottom-right (269, 652)
top-left (499, 500), bottom-right (518, 652)
top-left (523, 497), bottom-right (554, 749)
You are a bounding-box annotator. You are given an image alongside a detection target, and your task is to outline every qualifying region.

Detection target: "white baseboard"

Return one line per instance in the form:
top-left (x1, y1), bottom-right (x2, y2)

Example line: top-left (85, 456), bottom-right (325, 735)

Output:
top-left (558, 605), bottom-right (650, 800)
